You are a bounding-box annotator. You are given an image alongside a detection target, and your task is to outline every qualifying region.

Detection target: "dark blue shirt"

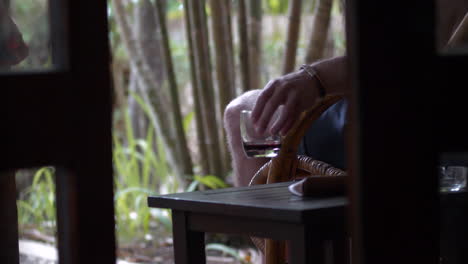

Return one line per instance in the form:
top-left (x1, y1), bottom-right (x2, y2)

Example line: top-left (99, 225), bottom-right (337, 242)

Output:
top-left (297, 99), bottom-right (348, 170)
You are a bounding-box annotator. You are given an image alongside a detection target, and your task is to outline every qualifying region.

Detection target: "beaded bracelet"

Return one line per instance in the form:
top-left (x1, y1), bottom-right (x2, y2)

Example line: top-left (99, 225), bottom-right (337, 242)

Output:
top-left (300, 64), bottom-right (326, 98)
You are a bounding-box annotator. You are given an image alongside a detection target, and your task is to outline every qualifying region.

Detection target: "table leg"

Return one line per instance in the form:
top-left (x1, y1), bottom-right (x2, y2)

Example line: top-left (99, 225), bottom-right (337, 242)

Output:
top-left (289, 226), bottom-right (324, 264)
top-left (172, 210), bottom-right (206, 264)
top-left (0, 172), bottom-right (19, 264)
top-left (333, 237), bottom-right (351, 264)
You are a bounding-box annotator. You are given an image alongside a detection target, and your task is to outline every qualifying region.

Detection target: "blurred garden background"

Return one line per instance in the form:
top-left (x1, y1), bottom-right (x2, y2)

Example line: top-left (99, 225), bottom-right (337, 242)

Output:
top-left (11, 0), bottom-right (345, 263)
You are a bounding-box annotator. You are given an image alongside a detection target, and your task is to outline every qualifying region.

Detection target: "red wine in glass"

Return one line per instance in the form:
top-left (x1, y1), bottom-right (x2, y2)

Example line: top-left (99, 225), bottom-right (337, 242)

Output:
top-left (243, 141), bottom-right (281, 158)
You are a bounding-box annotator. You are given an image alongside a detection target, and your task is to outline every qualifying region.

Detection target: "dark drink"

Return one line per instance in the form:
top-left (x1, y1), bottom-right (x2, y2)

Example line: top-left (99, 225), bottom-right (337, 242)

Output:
top-left (243, 142), bottom-right (281, 158)
top-left (240, 109), bottom-right (282, 158)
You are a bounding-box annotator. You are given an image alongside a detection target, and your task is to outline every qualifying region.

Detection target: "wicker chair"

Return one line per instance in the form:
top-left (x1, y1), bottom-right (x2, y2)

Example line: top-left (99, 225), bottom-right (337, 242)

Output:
top-left (248, 94), bottom-right (347, 264)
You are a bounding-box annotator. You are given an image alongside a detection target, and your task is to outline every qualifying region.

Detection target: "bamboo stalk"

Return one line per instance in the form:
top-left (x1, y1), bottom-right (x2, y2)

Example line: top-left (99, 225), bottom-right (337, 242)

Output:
top-left (199, 0), bottom-right (224, 177)
top-left (223, 0), bottom-right (237, 98)
top-left (189, 0), bottom-right (223, 177)
top-left (221, 0), bottom-right (235, 174)
top-left (282, 0), bottom-right (303, 74)
top-left (238, 0), bottom-right (251, 92)
top-left (183, 0), bottom-right (210, 175)
top-left (154, 0), bottom-right (194, 177)
top-left (305, 0), bottom-right (333, 63)
top-left (248, 0), bottom-right (262, 90)
top-left (209, 0), bottom-right (234, 175)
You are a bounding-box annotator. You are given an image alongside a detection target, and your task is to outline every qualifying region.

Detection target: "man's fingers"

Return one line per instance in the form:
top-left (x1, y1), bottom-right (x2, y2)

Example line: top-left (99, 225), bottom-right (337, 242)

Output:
top-left (251, 79), bottom-right (278, 122)
top-left (269, 96), bottom-right (295, 135)
top-left (256, 91), bottom-right (284, 135)
top-left (280, 118), bottom-right (295, 136)
top-left (272, 94), bottom-right (298, 135)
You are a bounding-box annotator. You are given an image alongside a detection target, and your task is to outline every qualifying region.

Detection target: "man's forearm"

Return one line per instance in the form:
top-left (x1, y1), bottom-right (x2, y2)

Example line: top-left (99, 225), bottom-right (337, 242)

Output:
top-left (311, 56), bottom-right (349, 96)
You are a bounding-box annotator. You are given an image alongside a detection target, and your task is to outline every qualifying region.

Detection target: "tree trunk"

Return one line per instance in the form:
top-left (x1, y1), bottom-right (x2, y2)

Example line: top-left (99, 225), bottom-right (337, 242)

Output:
top-left (182, 0), bottom-right (210, 175)
top-left (305, 0), bottom-right (333, 63)
top-left (111, 0), bottom-right (185, 183)
top-left (135, 0), bottom-right (166, 81)
top-left (282, 0), bottom-right (303, 74)
top-left (248, 0), bottom-right (262, 90)
top-left (111, 59), bottom-right (127, 112)
top-left (127, 68), bottom-right (148, 140)
top-left (111, 57), bottom-right (128, 138)
top-left (188, 0), bottom-right (223, 177)
top-left (129, 0), bottom-right (164, 141)
top-left (154, 0), bottom-right (194, 177)
top-left (134, 0), bottom-right (171, 112)
top-left (238, 0), bottom-right (250, 92)
top-left (209, 0), bottom-right (235, 175)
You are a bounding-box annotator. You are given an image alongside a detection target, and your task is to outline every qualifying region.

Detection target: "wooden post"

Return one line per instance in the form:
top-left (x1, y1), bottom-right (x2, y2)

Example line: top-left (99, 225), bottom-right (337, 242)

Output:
top-left (0, 172), bottom-right (19, 264)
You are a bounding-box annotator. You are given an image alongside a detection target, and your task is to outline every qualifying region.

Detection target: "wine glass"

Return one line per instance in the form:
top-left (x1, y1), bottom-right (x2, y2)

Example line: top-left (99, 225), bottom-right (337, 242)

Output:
top-left (439, 165), bottom-right (467, 193)
top-left (240, 110), bottom-right (281, 158)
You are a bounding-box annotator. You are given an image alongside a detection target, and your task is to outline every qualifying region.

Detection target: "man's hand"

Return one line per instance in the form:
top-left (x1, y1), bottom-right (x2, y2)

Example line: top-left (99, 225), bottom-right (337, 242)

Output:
top-left (251, 69), bottom-right (321, 136)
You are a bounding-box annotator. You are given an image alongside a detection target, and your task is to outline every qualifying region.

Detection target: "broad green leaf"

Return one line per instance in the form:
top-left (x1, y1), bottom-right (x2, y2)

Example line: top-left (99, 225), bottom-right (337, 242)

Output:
top-left (194, 175), bottom-right (229, 189)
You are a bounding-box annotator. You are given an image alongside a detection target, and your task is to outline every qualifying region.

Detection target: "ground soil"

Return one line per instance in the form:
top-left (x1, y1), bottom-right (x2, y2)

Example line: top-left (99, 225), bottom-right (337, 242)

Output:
top-left (19, 233), bottom-right (262, 264)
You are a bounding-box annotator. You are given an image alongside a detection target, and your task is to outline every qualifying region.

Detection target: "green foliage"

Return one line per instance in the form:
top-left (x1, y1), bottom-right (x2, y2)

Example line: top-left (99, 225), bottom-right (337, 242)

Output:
top-left (206, 243), bottom-right (251, 264)
top-left (182, 111), bottom-right (195, 132)
top-left (113, 108), bottom-right (174, 243)
top-left (166, 0), bottom-right (185, 19)
top-left (14, 104), bottom-right (231, 248)
top-left (263, 0), bottom-right (289, 14)
top-left (113, 101), bottom-right (230, 244)
top-left (186, 175), bottom-right (229, 192)
top-left (17, 167), bottom-right (56, 236)
top-left (262, 27), bottom-right (286, 83)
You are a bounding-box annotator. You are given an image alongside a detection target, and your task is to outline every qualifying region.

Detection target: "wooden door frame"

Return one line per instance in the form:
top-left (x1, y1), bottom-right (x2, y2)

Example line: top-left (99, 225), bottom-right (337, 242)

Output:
top-left (0, 0), bottom-right (115, 263)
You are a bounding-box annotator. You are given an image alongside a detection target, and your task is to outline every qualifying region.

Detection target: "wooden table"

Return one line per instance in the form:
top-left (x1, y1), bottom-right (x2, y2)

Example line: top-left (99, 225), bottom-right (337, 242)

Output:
top-left (147, 181), bottom-right (348, 264)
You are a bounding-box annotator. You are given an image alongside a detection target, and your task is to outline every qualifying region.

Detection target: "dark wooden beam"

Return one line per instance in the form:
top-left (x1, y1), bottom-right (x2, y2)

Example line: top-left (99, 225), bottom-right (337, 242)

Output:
top-left (0, 173), bottom-right (19, 264)
top-left (346, 0), bottom-right (438, 263)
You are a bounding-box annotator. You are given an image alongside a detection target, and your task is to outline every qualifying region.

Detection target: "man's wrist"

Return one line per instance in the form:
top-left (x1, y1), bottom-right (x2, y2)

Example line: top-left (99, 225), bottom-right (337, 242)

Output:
top-left (299, 64), bottom-right (326, 98)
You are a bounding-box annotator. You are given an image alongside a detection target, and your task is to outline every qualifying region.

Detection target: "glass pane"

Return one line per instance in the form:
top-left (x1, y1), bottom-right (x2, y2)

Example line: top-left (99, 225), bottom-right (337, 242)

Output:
top-left (1, 0), bottom-right (53, 71)
top-left (437, 0), bottom-right (468, 54)
top-left (15, 166), bottom-right (58, 263)
top-left (439, 152), bottom-right (468, 264)
top-left (109, 0), bottom-right (346, 262)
